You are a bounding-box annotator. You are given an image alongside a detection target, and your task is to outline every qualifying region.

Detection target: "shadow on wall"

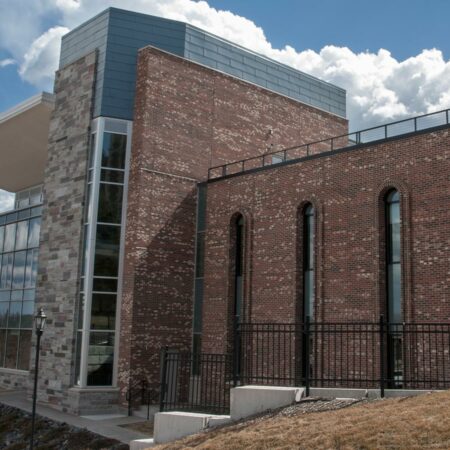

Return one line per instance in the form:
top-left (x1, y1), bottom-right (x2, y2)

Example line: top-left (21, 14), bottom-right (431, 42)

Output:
top-left (126, 186), bottom-right (198, 395)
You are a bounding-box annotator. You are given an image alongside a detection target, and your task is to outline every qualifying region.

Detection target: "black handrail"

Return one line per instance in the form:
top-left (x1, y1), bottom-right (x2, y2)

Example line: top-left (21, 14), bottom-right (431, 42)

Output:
top-left (208, 108), bottom-right (450, 179)
top-left (159, 346), bottom-right (169, 412)
top-left (380, 315), bottom-right (385, 398)
top-left (126, 379), bottom-right (159, 419)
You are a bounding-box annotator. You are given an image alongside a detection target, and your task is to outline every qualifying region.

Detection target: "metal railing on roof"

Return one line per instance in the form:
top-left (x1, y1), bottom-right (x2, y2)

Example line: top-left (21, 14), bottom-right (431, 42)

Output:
top-left (208, 108), bottom-right (450, 180)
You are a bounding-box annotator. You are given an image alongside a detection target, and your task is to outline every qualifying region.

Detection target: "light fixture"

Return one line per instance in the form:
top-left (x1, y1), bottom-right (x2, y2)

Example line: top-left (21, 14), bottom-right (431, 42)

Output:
top-left (34, 308), bottom-right (47, 334)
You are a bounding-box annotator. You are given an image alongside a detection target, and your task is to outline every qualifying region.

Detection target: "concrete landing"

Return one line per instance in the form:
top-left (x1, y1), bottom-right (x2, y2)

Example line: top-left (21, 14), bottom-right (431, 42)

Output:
top-left (309, 387), bottom-right (438, 400)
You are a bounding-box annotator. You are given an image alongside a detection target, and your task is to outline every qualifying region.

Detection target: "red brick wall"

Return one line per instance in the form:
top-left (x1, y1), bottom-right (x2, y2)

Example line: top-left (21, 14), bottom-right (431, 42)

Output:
top-left (202, 128), bottom-right (450, 354)
top-left (118, 46), bottom-right (347, 399)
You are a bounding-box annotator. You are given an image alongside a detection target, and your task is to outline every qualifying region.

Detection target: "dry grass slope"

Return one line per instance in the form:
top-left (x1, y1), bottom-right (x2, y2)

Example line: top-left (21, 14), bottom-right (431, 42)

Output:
top-left (154, 390), bottom-right (450, 450)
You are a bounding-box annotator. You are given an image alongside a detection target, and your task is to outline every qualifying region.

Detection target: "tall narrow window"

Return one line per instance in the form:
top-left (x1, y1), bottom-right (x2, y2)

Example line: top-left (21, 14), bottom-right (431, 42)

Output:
top-left (234, 215), bottom-right (245, 320)
top-left (192, 185), bottom-right (206, 375)
top-left (385, 190), bottom-right (401, 323)
top-left (301, 204), bottom-right (315, 384)
top-left (385, 189), bottom-right (402, 386)
top-left (303, 204), bottom-right (315, 319)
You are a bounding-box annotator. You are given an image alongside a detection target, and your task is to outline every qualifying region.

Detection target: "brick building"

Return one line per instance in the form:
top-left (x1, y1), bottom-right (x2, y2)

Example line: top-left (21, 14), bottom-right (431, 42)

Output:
top-left (0, 7), bottom-right (448, 414)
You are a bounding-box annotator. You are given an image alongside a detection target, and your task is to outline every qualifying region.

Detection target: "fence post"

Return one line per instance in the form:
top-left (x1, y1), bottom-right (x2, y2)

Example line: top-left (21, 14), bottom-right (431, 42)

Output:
top-left (127, 385), bottom-right (132, 417)
top-left (305, 315), bottom-right (310, 397)
top-left (379, 315), bottom-right (385, 398)
top-left (233, 315), bottom-right (241, 387)
top-left (159, 346), bottom-right (169, 412)
top-left (141, 379), bottom-right (147, 404)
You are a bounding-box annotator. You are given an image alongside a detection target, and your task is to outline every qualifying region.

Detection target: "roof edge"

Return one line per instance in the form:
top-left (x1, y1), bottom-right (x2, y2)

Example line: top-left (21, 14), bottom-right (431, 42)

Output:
top-left (0, 92), bottom-right (55, 124)
top-left (185, 23), bottom-right (346, 94)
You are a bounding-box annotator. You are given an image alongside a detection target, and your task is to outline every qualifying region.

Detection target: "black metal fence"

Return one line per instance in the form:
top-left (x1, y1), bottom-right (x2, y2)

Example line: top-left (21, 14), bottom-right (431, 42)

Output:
top-left (159, 318), bottom-right (450, 413)
top-left (236, 318), bottom-right (450, 395)
top-left (159, 350), bottom-right (232, 414)
top-left (208, 108), bottom-right (450, 179)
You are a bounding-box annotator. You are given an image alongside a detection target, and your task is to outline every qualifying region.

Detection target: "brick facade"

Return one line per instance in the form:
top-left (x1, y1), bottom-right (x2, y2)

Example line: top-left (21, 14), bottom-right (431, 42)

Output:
top-left (118, 46), bottom-right (347, 401)
top-left (201, 127), bottom-right (450, 355)
top-left (3, 28), bottom-right (450, 410)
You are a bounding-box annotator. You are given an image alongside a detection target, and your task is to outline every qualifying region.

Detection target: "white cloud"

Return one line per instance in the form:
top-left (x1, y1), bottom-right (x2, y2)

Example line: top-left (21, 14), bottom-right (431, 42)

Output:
top-left (0, 190), bottom-right (14, 213)
top-left (19, 26), bottom-right (69, 89)
top-left (0, 0), bottom-right (56, 57)
top-left (1, 0), bottom-right (450, 130)
top-left (0, 59), bottom-right (16, 68)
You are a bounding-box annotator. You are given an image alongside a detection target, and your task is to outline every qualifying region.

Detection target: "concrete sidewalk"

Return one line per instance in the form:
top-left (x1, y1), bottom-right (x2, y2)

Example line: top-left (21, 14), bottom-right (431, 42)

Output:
top-left (0, 389), bottom-right (150, 445)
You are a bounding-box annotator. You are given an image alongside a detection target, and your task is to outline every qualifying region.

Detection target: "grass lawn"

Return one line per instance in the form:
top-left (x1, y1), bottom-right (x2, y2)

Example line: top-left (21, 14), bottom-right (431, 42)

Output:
top-left (154, 390), bottom-right (450, 450)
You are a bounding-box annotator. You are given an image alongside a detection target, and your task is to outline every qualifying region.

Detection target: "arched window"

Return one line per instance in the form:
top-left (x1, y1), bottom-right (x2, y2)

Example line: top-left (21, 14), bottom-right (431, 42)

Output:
top-left (385, 190), bottom-right (401, 323)
top-left (234, 215), bottom-right (245, 320)
top-left (303, 204), bottom-right (315, 319)
top-left (385, 189), bottom-right (403, 387)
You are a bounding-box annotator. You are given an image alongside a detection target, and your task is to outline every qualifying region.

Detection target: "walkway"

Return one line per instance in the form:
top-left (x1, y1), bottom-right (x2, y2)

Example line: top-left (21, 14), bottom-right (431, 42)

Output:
top-left (0, 389), bottom-right (150, 445)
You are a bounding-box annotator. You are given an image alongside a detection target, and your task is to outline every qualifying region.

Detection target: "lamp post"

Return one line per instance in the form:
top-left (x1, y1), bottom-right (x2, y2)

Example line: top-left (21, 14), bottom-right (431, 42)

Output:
top-left (30, 308), bottom-right (46, 450)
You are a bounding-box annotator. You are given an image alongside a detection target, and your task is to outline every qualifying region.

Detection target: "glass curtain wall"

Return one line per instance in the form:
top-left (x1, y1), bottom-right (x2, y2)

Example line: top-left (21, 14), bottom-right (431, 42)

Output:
top-left (76, 117), bottom-right (132, 387)
top-left (0, 197), bottom-right (42, 370)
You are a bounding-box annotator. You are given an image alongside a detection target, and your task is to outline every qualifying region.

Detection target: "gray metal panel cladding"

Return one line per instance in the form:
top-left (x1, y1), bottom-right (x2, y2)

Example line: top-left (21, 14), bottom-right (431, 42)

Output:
top-left (184, 25), bottom-right (346, 117)
top-left (59, 8), bottom-right (346, 120)
top-left (60, 8), bottom-right (186, 119)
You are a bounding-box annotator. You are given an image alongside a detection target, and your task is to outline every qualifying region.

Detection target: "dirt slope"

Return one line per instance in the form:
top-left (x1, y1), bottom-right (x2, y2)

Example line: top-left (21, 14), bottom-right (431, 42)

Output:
top-left (155, 390), bottom-right (450, 450)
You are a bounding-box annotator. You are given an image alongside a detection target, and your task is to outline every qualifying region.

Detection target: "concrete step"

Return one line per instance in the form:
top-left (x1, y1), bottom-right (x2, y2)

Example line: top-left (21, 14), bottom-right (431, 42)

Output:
top-left (131, 404), bottom-right (159, 419)
top-left (230, 385), bottom-right (305, 420)
top-left (130, 438), bottom-right (155, 449)
top-left (138, 385), bottom-right (304, 446)
top-left (153, 411), bottom-right (231, 444)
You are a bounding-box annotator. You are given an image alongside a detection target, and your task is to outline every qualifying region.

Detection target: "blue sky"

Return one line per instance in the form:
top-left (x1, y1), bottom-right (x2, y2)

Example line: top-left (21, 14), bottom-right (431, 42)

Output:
top-left (0, 0), bottom-right (450, 211)
top-left (207, 0), bottom-right (450, 61)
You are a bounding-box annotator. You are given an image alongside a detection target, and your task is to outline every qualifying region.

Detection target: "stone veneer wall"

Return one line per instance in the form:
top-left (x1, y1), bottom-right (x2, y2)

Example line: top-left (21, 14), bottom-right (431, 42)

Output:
top-left (0, 369), bottom-right (29, 391)
top-left (30, 51), bottom-right (97, 411)
top-left (118, 46), bottom-right (347, 401)
top-left (201, 127), bottom-right (450, 353)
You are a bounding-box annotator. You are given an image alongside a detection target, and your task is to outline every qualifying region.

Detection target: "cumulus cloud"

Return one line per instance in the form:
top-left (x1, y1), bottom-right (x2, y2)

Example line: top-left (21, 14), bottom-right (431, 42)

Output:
top-left (1, 0), bottom-right (450, 130)
top-left (0, 59), bottom-right (16, 68)
top-left (18, 26), bottom-right (69, 88)
top-left (0, 191), bottom-right (14, 213)
top-left (0, 0), bottom-right (56, 57)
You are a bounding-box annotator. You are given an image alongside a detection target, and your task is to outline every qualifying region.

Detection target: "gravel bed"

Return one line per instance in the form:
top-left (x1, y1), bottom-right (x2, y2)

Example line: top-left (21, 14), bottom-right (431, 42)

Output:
top-left (278, 397), bottom-right (367, 417)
